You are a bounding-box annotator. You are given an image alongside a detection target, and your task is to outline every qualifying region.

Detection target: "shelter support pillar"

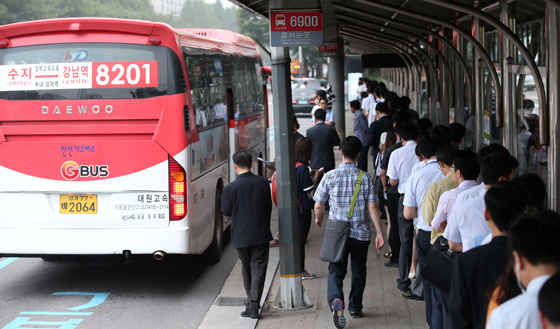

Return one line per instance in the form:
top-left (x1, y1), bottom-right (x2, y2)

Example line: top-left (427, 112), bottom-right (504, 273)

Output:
top-left (329, 41), bottom-right (346, 140)
top-left (500, 0), bottom-right (517, 155)
top-left (547, 4), bottom-right (560, 210)
top-left (269, 0), bottom-right (312, 310)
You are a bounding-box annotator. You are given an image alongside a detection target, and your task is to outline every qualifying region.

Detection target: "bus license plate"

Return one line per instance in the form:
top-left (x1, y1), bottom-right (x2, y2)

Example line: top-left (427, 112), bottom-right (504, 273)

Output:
top-left (60, 194), bottom-right (97, 214)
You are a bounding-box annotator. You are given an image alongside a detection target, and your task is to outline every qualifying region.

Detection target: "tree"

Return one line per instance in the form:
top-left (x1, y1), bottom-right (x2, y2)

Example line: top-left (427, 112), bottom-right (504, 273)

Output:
top-left (235, 8), bottom-right (269, 50)
top-left (0, 0), bottom-right (240, 28)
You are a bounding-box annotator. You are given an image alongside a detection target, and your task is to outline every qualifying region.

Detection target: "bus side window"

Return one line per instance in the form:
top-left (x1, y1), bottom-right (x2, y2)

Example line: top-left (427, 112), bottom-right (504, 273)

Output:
top-left (207, 57), bottom-right (226, 124)
top-left (184, 52), bottom-right (209, 130)
top-left (232, 58), bottom-right (246, 118)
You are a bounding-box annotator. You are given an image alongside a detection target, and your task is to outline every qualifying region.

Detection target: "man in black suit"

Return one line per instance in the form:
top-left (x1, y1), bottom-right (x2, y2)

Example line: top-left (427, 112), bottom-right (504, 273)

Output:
top-left (221, 151), bottom-right (273, 319)
top-left (306, 108), bottom-right (341, 173)
top-left (449, 182), bottom-right (527, 329)
top-left (368, 101), bottom-right (390, 166)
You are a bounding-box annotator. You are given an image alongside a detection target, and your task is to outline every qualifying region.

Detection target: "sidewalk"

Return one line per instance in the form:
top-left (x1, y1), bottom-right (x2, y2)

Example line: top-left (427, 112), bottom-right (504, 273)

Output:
top-left (199, 110), bottom-right (429, 329)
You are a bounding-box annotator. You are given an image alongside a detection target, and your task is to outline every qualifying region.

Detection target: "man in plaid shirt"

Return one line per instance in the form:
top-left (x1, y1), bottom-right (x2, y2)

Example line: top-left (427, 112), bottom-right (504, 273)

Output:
top-left (314, 136), bottom-right (385, 327)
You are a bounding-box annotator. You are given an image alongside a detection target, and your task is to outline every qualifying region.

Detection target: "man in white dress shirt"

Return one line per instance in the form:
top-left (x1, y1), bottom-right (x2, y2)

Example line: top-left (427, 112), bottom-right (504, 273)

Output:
top-left (403, 136), bottom-right (444, 327)
top-left (362, 87), bottom-right (376, 126)
top-left (538, 273), bottom-right (560, 329)
top-left (444, 151), bottom-right (518, 253)
top-left (386, 124), bottom-right (420, 293)
top-left (487, 209), bottom-right (560, 329)
top-left (431, 150), bottom-right (480, 233)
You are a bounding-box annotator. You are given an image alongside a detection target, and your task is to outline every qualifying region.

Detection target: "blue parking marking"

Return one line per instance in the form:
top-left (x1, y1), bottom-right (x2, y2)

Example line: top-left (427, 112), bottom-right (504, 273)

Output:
top-left (3, 318), bottom-right (83, 329)
top-left (2, 292), bottom-right (110, 329)
top-left (20, 312), bottom-right (93, 316)
top-left (52, 292), bottom-right (110, 311)
top-left (0, 258), bottom-right (17, 270)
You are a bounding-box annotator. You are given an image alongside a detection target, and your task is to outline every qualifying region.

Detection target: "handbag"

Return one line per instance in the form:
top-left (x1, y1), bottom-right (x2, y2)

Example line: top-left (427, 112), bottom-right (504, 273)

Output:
top-left (421, 236), bottom-right (459, 295)
top-left (318, 170), bottom-right (363, 263)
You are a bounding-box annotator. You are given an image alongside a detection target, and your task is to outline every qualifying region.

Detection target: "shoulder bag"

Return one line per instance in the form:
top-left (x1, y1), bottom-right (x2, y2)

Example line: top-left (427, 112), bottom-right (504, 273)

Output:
top-left (421, 236), bottom-right (459, 295)
top-left (318, 170), bottom-right (363, 263)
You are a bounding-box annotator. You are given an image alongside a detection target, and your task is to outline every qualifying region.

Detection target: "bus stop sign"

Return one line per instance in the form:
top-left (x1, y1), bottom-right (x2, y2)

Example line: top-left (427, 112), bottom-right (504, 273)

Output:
top-left (270, 10), bottom-right (323, 47)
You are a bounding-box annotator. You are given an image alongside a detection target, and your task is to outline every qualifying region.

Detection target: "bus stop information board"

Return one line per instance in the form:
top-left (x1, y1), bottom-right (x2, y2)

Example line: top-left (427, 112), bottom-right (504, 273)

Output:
top-left (318, 43), bottom-right (342, 57)
top-left (270, 10), bottom-right (323, 47)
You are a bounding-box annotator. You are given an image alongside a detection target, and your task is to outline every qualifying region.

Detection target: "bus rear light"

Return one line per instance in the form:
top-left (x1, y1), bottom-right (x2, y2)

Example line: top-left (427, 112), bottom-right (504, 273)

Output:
top-left (173, 203), bottom-right (185, 217)
top-left (169, 155), bottom-right (187, 220)
top-left (149, 38), bottom-right (162, 45)
top-left (173, 181), bottom-right (185, 194)
top-left (0, 41), bottom-right (9, 48)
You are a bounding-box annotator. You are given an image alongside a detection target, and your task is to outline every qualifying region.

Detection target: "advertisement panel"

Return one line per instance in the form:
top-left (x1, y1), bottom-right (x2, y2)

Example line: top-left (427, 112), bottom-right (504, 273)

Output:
top-left (0, 61), bottom-right (158, 91)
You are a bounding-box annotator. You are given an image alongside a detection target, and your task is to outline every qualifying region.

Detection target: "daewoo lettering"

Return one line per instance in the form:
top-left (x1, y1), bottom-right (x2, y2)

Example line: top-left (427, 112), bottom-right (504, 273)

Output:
top-left (41, 105), bottom-right (114, 114)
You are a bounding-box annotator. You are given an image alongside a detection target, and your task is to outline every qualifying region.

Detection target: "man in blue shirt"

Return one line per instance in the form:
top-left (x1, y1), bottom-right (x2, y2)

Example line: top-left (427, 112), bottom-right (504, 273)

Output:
top-left (318, 97), bottom-right (335, 126)
top-left (314, 136), bottom-right (384, 327)
top-left (350, 100), bottom-right (371, 171)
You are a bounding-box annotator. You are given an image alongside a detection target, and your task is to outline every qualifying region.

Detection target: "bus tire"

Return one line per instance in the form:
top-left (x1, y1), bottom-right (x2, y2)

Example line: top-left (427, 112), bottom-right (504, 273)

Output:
top-left (205, 189), bottom-right (224, 263)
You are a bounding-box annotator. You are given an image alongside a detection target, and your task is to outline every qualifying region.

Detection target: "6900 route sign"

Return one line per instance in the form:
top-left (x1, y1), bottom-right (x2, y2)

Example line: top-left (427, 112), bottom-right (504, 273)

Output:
top-left (270, 10), bottom-right (323, 47)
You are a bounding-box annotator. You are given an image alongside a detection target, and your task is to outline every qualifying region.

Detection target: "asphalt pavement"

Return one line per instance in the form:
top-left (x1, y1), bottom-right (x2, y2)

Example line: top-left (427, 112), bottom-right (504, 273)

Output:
top-left (0, 246), bottom-right (238, 328)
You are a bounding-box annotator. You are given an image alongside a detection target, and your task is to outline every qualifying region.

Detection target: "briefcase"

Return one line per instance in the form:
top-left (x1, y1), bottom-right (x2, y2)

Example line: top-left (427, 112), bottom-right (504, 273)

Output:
top-left (421, 236), bottom-right (459, 295)
top-left (318, 218), bottom-right (349, 263)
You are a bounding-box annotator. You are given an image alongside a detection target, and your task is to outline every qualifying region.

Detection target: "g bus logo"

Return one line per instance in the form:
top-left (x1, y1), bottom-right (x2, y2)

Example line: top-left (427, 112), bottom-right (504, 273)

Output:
top-left (61, 161), bottom-right (109, 180)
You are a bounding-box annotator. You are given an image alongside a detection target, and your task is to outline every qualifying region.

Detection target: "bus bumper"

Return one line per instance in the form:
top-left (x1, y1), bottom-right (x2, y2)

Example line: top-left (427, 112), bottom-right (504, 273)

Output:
top-left (0, 227), bottom-right (192, 256)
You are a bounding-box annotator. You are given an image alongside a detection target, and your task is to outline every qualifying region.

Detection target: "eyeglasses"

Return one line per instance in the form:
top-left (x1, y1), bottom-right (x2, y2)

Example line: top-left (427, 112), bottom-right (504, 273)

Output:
top-left (450, 165), bottom-right (456, 170)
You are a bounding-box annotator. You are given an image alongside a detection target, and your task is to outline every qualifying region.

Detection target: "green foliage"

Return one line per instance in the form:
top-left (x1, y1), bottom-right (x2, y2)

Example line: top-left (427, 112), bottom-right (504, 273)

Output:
top-left (235, 8), bottom-right (268, 49)
top-left (0, 0), bottom-right (238, 31)
top-left (178, 0), bottom-right (237, 32)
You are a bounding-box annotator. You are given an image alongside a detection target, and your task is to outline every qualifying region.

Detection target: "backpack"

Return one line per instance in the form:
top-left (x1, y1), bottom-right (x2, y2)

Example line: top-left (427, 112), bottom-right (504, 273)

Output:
top-left (272, 162), bottom-right (305, 207)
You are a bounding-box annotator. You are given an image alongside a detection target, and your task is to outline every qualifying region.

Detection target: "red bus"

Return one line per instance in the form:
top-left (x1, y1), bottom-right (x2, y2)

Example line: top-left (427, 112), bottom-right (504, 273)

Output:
top-left (0, 18), bottom-right (270, 263)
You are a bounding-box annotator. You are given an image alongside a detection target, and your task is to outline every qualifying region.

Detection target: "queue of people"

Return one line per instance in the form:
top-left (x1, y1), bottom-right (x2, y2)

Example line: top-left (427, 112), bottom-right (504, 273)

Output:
top-left (342, 80), bottom-right (559, 329)
top-left (223, 78), bottom-right (559, 329)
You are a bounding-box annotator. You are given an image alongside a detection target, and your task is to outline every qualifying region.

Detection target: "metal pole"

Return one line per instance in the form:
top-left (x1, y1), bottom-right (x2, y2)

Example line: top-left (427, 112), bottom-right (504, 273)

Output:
top-left (330, 40), bottom-right (346, 140)
top-left (454, 32), bottom-right (466, 127)
top-left (500, 0), bottom-right (516, 155)
top-left (547, 4), bottom-right (559, 210)
top-left (299, 46), bottom-right (303, 78)
top-left (473, 17), bottom-right (486, 150)
top-left (269, 0), bottom-right (312, 310)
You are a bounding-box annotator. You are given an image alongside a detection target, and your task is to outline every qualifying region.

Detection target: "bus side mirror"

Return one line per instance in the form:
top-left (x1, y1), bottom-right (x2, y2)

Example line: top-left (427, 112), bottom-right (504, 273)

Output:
top-left (184, 105), bottom-right (190, 131)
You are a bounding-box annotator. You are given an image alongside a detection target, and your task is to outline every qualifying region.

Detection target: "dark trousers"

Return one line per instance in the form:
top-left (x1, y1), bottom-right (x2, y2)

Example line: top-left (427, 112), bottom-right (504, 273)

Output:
top-left (327, 238), bottom-right (370, 313)
top-left (441, 290), bottom-right (450, 329)
top-left (397, 195), bottom-right (413, 288)
top-left (432, 286), bottom-right (445, 329)
top-left (237, 243), bottom-right (269, 311)
top-left (357, 145), bottom-right (369, 171)
top-left (417, 230), bottom-right (434, 327)
top-left (386, 192), bottom-right (401, 264)
top-left (298, 209), bottom-right (312, 271)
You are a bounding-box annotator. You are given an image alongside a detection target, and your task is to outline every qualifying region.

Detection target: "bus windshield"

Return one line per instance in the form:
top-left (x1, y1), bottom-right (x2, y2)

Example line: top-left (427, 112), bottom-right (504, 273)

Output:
top-left (0, 43), bottom-right (183, 100)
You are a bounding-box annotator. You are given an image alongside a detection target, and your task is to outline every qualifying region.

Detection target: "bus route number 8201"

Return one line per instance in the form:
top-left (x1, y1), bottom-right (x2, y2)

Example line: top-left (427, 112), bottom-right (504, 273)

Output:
top-left (92, 61), bottom-right (158, 89)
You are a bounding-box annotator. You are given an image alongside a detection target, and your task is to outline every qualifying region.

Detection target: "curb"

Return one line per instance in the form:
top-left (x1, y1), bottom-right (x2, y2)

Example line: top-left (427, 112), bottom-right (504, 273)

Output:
top-left (198, 247), bottom-right (280, 329)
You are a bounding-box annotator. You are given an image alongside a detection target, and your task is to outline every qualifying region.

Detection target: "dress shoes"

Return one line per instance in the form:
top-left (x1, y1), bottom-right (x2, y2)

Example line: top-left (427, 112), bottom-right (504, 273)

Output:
top-left (240, 309), bottom-right (259, 319)
top-left (397, 284), bottom-right (410, 292)
top-left (384, 260), bottom-right (399, 268)
top-left (402, 290), bottom-right (424, 301)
